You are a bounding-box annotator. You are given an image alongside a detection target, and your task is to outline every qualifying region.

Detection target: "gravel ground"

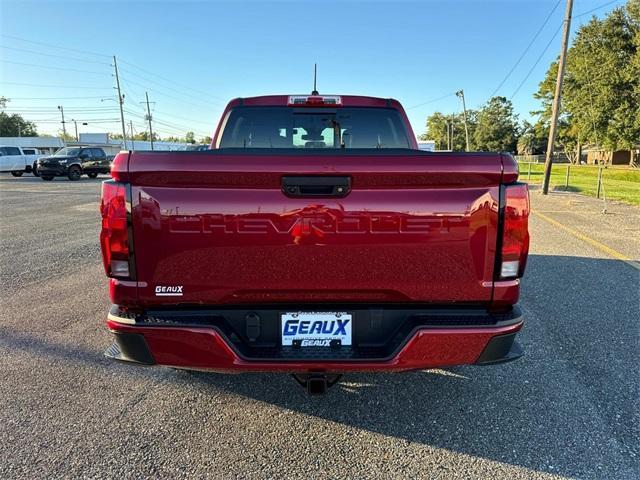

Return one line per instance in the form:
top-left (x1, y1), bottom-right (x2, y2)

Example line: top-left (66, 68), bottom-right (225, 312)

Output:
top-left (0, 174), bottom-right (638, 479)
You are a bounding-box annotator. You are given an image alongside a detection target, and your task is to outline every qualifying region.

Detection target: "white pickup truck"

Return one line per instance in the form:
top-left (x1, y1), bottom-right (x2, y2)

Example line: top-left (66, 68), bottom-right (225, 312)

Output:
top-left (0, 145), bottom-right (44, 177)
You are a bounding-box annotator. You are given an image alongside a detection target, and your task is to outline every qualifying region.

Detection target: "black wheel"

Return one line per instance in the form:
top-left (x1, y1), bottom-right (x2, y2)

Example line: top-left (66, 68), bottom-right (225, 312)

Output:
top-left (32, 164), bottom-right (40, 177)
top-left (41, 176), bottom-right (54, 181)
top-left (67, 166), bottom-right (81, 181)
top-left (87, 172), bottom-right (98, 179)
top-left (11, 171), bottom-right (24, 177)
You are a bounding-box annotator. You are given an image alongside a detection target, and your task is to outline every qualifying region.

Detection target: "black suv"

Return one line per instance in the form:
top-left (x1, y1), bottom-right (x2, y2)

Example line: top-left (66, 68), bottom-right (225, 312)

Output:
top-left (37, 147), bottom-right (111, 181)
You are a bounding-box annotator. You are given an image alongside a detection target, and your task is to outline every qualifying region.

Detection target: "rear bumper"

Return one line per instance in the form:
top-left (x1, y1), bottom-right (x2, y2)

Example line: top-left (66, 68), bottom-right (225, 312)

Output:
top-left (105, 305), bottom-right (524, 372)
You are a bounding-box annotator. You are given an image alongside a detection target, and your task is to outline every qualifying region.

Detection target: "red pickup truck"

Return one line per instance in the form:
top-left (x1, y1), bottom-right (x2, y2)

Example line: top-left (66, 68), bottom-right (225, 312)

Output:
top-left (101, 94), bottom-right (529, 394)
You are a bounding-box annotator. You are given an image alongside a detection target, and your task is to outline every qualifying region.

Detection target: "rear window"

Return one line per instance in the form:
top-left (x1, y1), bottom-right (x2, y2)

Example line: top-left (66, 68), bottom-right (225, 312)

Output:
top-left (218, 106), bottom-right (411, 149)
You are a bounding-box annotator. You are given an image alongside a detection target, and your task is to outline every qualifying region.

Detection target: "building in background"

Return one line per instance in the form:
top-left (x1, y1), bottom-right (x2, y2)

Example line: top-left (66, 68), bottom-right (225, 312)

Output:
top-left (0, 133), bottom-right (193, 156)
top-left (0, 137), bottom-right (64, 155)
top-left (74, 133), bottom-right (191, 155)
top-left (417, 140), bottom-right (436, 152)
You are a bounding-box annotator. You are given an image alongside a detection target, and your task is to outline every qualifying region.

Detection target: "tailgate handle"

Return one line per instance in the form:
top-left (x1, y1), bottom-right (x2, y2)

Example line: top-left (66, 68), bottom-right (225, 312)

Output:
top-left (282, 176), bottom-right (351, 198)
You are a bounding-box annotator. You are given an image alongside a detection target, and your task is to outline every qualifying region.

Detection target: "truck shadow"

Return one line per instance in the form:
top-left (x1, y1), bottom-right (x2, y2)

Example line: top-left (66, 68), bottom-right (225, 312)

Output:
top-left (1, 255), bottom-right (638, 478)
top-left (172, 254), bottom-right (640, 478)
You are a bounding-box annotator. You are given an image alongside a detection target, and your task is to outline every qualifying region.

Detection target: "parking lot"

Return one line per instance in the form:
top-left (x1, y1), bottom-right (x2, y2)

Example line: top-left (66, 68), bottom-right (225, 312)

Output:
top-left (0, 174), bottom-right (638, 479)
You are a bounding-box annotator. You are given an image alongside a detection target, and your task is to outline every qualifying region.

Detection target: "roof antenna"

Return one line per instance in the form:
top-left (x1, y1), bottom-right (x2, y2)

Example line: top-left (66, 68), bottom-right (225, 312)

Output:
top-left (311, 63), bottom-right (319, 95)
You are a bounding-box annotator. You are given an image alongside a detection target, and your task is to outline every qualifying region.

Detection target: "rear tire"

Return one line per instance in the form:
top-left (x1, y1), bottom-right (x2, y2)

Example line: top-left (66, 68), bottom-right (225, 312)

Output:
top-left (67, 166), bottom-right (81, 181)
top-left (10, 171), bottom-right (24, 177)
top-left (41, 176), bottom-right (54, 181)
top-left (87, 172), bottom-right (98, 179)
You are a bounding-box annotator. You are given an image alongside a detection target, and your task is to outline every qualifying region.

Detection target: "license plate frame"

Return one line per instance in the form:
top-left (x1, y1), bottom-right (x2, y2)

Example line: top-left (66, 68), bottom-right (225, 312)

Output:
top-left (280, 311), bottom-right (353, 347)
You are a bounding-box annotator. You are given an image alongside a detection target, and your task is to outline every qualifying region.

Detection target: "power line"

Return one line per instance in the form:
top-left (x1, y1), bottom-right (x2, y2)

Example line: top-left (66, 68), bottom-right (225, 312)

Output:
top-left (490, 0), bottom-right (561, 98)
top-left (123, 78), bottom-right (220, 111)
top-left (28, 119), bottom-right (122, 124)
top-left (2, 36), bottom-right (225, 113)
top-left (129, 118), bottom-right (208, 138)
top-left (405, 93), bottom-right (456, 110)
top-left (119, 67), bottom-right (223, 108)
top-left (119, 58), bottom-right (227, 102)
top-left (507, 1), bottom-right (621, 103)
top-left (4, 96), bottom-right (111, 100)
top-left (510, 23), bottom-right (563, 100)
top-left (5, 112), bottom-right (120, 116)
top-left (0, 81), bottom-right (113, 90)
top-left (0, 45), bottom-right (111, 65)
top-left (575, 0), bottom-right (623, 18)
top-left (5, 109), bottom-right (121, 114)
top-left (0, 33), bottom-right (111, 58)
top-left (151, 110), bottom-right (214, 126)
top-left (124, 109), bottom-right (208, 136)
top-left (0, 59), bottom-right (109, 75)
top-left (6, 106), bottom-right (119, 110)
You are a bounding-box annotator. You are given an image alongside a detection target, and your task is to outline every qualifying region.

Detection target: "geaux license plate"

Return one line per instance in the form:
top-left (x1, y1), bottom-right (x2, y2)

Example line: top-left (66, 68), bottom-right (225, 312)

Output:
top-left (281, 312), bottom-right (352, 347)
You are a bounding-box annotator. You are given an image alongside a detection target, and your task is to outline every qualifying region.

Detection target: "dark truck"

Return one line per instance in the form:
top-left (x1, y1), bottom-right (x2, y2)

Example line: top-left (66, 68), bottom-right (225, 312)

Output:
top-left (100, 94), bottom-right (530, 394)
top-left (38, 146), bottom-right (111, 181)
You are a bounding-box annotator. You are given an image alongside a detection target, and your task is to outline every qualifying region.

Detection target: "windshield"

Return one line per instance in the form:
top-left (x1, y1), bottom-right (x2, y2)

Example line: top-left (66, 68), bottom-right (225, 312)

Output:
top-left (218, 107), bottom-right (411, 149)
top-left (54, 147), bottom-right (81, 156)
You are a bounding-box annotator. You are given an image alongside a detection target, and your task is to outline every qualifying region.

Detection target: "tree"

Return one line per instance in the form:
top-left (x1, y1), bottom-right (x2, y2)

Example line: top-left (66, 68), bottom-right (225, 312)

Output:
top-left (199, 136), bottom-right (212, 145)
top-left (58, 130), bottom-right (75, 142)
top-left (534, 2), bottom-right (640, 157)
top-left (132, 131), bottom-right (159, 142)
top-left (0, 113), bottom-right (38, 137)
top-left (0, 98), bottom-right (38, 136)
top-left (420, 110), bottom-right (477, 151)
top-left (517, 120), bottom-right (547, 155)
top-left (474, 96), bottom-right (519, 152)
top-left (185, 131), bottom-right (195, 144)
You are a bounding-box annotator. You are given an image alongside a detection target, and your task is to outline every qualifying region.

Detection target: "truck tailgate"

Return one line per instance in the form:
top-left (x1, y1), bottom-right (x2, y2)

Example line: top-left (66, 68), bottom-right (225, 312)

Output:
top-left (126, 150), bottom-right (504, 306)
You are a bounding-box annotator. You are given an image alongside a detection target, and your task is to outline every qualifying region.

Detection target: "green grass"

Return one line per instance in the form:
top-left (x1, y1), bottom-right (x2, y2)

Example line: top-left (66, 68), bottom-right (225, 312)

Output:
top-left (518, 162), bottom-right (640, 205)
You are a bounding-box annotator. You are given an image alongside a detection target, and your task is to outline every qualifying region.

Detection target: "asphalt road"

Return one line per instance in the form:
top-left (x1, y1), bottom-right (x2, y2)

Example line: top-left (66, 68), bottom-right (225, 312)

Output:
top-left (0, 174), bottom-right (638, 479)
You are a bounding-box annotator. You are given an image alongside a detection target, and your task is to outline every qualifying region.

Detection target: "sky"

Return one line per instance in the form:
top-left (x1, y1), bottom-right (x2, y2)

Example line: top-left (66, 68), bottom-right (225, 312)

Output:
top-left (0, 0), bottom-right (627, 140)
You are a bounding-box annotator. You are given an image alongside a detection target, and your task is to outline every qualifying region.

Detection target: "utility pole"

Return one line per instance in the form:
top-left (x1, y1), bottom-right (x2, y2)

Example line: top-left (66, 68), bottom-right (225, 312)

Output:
top-left (144, 91), bottom-right (154, 150)
top-left (446, 119), bottom-right (452, 151)
top-left (112, 55), bottom-right (128, 150)
top-left (129, 120), bottom-right (135, 151)
top-left (71, 119), bottom-right (79, 141)
top-left (456, 90), bottom-right (470, 151)
top-left (57, 105), bottom-right (67, 143)
top-left (542, 0), bottom-right (574, 195)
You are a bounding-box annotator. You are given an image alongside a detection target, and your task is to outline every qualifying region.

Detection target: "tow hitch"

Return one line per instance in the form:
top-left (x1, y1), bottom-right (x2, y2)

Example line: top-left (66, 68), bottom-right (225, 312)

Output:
top-left (292, 374), bottom-right (342, 395)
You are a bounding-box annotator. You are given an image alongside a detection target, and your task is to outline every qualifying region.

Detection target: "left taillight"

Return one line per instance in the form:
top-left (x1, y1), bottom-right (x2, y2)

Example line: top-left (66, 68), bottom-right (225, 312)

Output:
top-left (100, 180), bottom-right (132, 278)
top-left (499, 183), bottom-right (530, 279)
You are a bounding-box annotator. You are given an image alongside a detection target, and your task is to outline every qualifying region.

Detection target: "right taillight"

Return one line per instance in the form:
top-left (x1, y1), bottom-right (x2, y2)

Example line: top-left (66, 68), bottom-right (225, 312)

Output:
top-left (500, 183), bottom-right (530, 279)
top-left (100, 180), bottom-right (131, 278)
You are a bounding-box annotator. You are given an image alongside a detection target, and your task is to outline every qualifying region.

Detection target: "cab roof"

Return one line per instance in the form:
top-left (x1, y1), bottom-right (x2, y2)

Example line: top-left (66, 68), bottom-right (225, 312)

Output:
top-left (225, 95), bottom-right (404, 109)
